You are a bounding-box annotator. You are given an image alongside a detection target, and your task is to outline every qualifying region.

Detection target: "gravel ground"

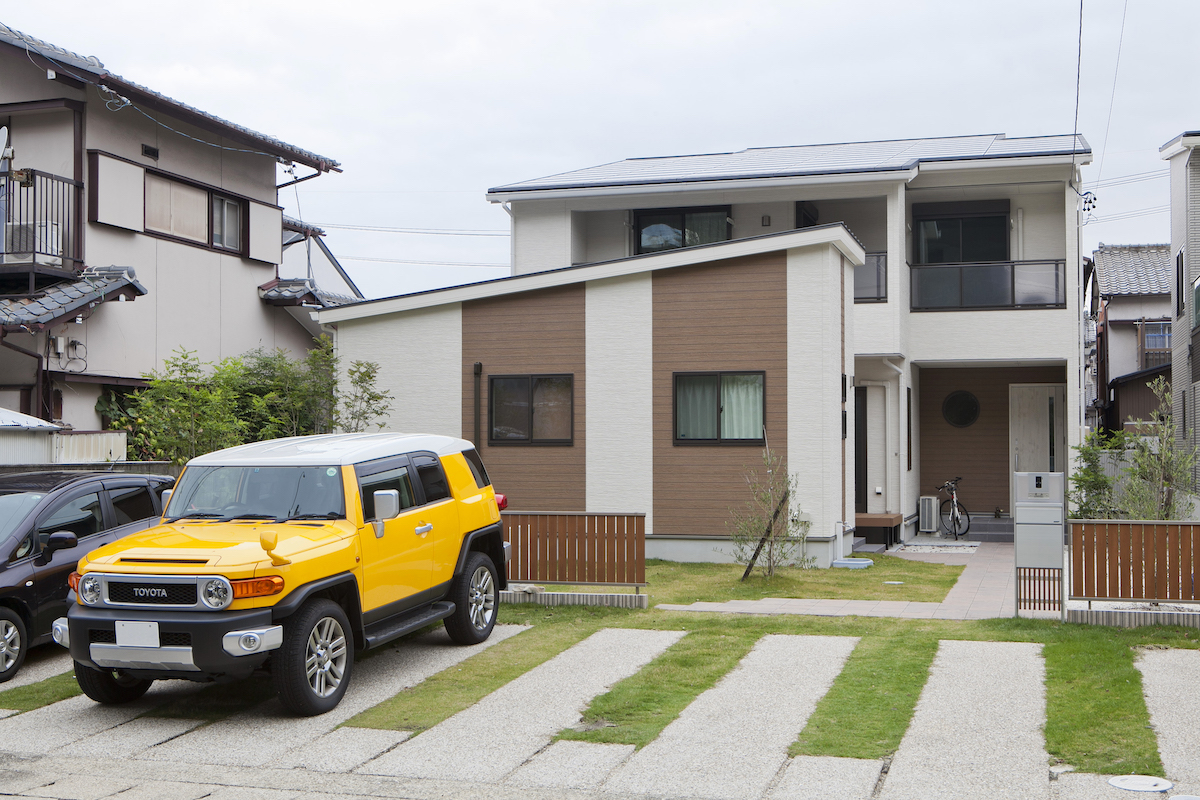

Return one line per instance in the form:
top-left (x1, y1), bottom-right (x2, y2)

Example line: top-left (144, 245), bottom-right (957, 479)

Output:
top-left (603, 635), bottom-right (859, 799)
top-left (358, 627), bottom-right (685, 784)
top-left (879, 640), bottom-right (1047, 800)
top-left (1135, 647), bottom-right (1200, 785)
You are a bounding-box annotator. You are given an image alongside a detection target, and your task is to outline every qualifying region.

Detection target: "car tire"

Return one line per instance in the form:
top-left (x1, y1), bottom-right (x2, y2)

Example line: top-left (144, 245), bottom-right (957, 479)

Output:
top-left (0, 607), bottom-right (27, 683)
top-left (74, 662), bottom-right (153, 704)
top-left (444, 551), bottom-right (498, 645)
top-left (272, 598), bottom-right (353, 716)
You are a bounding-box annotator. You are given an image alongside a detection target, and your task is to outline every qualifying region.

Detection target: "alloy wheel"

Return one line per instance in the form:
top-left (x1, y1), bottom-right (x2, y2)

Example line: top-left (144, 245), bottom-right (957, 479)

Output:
top-left (304, 616), bottom-right (347, 698)
top-left (467, 565), bottom-right (496, 630)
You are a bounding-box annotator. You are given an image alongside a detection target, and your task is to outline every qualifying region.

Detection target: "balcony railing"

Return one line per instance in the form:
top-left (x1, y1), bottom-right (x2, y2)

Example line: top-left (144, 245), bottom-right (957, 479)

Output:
top-left (1143, 349), bottom-right (1171, 370)
top-left (853, 253), bottom-right (887, 303)
top-left (0, 169), bottom-right (83, 282)
top-left (910, 259), bottom-right (1066, 311)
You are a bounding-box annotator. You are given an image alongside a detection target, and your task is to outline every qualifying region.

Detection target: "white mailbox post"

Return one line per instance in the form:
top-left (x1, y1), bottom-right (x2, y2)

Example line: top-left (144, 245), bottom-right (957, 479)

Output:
top-left (1013, 472), bottom-right (1065, 619)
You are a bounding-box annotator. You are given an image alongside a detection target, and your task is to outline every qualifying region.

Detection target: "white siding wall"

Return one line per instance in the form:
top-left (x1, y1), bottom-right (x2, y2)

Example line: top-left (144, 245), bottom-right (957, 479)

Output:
top-left (582, 210), bottom-right (629, 264)
top-left (585, 274), bottom-right (653, 531)
top-left (512, 203), bottom-right (572, 274)
top-left (854, 184), bottom-right (906, 356)
top-left (336, 304), bottom-right (463, 437)
top-left (787, 244), bottom-right (854, 567)
top-left (730, 202), bottom-right (794, 239)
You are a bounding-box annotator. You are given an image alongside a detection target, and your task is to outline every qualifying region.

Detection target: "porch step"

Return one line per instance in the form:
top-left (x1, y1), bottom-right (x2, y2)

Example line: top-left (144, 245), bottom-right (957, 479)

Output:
top-left (965, 515), bottom-right (1014, 543)
top-left (852, 541), bottom-right (887, 554)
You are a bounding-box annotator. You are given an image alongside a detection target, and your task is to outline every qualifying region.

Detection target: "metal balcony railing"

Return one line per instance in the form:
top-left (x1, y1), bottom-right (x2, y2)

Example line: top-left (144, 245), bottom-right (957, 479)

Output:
top-left (910, 259), bottom-right (1066, 311)
top-left (0, 169), bottom-right (83, 276)
top-left (853, 253), bottom-right (887, 303)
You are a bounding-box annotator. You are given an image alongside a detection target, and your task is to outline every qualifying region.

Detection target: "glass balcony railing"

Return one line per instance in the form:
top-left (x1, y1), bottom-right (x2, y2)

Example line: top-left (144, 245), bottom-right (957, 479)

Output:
top-left (909, 259), bottom-right (1066, 311)
top-left (853, 253), bottom-right (887, 303)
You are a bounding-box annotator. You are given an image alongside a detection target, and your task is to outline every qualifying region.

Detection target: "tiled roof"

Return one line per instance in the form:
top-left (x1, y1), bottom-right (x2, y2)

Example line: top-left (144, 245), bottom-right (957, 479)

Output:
top-left (1093, 244), bottom-right (1172, 296)
top-left (489, 133), bottom-right (1091, 195)
top-left (0, 266), bottom-right (146, 328)
top-left (282, 216), bottom-right (326, 238)
top-left (258, 278), bottom-right (356, 308)
top-left (0, 23), bottom-right (339, 172)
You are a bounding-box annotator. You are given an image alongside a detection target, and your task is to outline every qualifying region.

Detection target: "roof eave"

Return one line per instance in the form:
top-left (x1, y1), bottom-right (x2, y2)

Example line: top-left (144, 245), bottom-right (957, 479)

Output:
top-left (1159, 132), bottom-right (1200, 160)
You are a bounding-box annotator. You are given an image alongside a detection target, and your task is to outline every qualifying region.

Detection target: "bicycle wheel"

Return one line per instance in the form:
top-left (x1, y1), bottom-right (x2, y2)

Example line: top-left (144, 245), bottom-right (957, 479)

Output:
top-left (939, 499), bottom-right (971, 539)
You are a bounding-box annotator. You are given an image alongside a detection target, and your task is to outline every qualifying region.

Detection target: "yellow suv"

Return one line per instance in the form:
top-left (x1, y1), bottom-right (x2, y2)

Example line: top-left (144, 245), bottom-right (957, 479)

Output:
top-left (53, 433), bottom-right (509, 716)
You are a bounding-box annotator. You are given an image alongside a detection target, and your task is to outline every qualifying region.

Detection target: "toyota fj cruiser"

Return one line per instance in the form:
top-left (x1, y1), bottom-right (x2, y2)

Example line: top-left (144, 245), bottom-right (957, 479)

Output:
top-left (55, 433), bottom-right (509, 716)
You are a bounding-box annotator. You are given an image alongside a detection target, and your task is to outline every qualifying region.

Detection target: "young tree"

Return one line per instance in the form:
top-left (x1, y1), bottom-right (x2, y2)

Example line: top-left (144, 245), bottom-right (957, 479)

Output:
top-left (1116, 376), bottom-right (1197, 520)
top-left (727, 448), bottom-right (813, 579)
top-left (337, 360), bottom-right (393, 433)
top-left (1067, 428), bottom-right (1127, 519)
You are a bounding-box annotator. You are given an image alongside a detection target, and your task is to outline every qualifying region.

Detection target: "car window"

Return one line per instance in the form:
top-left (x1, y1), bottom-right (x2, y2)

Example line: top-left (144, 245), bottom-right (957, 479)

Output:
top-left (359, 467), bottom-right (417, 520)
top-left (110, 485), bottom-right (156, 525)
top-left (463, 448), bottom-right (491, 489)
top-left (38, 492), bottom-right (103, 544)
top-left (412, 455), bottom-right (451, 503)
top-left (9, 531), bottom-right (36, 562)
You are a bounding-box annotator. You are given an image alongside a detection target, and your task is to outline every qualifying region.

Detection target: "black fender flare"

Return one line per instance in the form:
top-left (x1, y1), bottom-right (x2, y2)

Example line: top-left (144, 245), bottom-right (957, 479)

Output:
top-left (454, 522), bottom-right (508, 590)
top-left (270, 572), bottom-right (361, 622)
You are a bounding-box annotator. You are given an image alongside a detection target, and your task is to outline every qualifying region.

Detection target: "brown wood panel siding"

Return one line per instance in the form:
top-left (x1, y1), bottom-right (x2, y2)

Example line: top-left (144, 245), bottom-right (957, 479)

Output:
top-left (919, 366), bottom-right (1064, 516)
top-left (462, 285), bottom-right (585, 511)
top-left (652, 253), bottom-right (788, 537)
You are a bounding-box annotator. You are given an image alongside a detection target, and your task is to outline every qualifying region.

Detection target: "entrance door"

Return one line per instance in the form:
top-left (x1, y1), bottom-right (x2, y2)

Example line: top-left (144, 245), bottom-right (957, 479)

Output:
top-left (855, 387), bottom-right (867, 513)
top-left (1009, 384), bottom-right (1067, 509)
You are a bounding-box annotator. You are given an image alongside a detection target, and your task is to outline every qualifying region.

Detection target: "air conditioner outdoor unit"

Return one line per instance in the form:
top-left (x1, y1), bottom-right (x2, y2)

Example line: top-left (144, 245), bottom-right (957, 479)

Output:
top-left (918, 495), bottom-right (939, 533)
top-left (2, 221), bottom-right (63, 266)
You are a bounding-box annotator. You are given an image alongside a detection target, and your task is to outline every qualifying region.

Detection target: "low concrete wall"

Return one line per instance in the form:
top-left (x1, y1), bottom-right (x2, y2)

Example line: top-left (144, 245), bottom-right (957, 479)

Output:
top-left (1068, 608), bottom-right (1200, 629)
top-left (646, 533), bottom-right (843, 568)
top-left (500, 589), bottom-right (648, 609)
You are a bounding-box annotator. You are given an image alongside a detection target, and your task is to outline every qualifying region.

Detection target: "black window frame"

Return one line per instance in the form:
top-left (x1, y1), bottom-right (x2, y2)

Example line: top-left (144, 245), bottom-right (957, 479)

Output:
top-left (911, 200), bottom-right (1010, 265)
top-left (672, 370), bottom-right (767, 446)
top-left (355, 456), bottom-right (419, 521)
top-left (487, 374), bottom-right (575, 446)
top-left (633, 205), bottom-right (732, 255)
top-left (141, 167), bottom-right (250, 257)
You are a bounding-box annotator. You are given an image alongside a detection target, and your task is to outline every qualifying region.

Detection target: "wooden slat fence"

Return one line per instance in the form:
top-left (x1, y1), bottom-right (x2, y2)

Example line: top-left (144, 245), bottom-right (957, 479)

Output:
top-left (1070, 520), bottom-right (1200, 603)
top-left (502, 512), bottom-right (646, 587)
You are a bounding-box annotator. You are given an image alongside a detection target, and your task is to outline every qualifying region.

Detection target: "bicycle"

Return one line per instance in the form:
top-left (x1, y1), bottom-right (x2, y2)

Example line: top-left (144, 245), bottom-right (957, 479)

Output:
top-left (934, 477), bottom-right (971, 540)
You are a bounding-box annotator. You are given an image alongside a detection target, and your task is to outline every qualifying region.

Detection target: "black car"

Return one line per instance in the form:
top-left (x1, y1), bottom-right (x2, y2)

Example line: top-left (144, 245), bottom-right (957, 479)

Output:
top-left (0, 471), bottom-right (174, 682)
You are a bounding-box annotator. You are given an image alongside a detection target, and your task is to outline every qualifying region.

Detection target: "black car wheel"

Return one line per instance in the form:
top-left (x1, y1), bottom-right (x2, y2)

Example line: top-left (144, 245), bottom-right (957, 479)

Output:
top-left (444, 551), bottom-right (498, 645)
top-left (0, 607), bottom-right (26, 683)
top-left (272, 598), bottom-right (354, 716)
top-left (74, 661), bottom-right (153, 704)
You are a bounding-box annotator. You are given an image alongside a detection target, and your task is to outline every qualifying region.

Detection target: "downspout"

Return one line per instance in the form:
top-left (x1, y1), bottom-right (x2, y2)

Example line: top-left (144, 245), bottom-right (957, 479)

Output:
top-left (500, 203), bottom-right (515, 276)
top-left (1, 331), bottom-right (46, 420)
top-left (882, 357), bottom-right (907, 539)
top-left (473, 362), bottom-right (483, 446)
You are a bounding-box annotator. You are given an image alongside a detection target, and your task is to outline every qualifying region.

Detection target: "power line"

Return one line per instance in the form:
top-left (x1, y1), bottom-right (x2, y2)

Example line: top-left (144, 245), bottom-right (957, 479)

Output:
top-left (1083, 205), bottom-right (1169, 224)
top-left (338, 255), bottom-right (509, 267)
top-left (312, 222), bottom-right (509, 237)
top-left (1086, 168), bottom-right (1168, 189)
top-left (1095, 0), bottom-right (1130, 185)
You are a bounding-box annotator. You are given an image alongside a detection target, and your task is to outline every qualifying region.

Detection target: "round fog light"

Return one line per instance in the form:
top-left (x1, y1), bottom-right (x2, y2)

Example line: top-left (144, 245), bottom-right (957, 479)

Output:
top-left (238, 632), bottom-right (261, 652)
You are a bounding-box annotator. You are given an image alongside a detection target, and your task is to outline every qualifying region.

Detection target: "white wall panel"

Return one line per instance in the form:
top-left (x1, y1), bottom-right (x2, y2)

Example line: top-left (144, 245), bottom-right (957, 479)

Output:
top-left (585, 274), bottom-right (653, 532)
top-left (512, 203), bottom-right (572, 274)
top-left (92, 154), bottom-right (145, 232)
top-left (249, 202), bottom-right (283, 264)
top-left (336, 305), bottom-right (463, 437)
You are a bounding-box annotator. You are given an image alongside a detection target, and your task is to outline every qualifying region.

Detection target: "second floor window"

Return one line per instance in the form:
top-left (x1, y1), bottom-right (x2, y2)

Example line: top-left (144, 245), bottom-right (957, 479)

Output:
top-left (212, 195), bottom-right (242, 251)
top-left (912, 200), bottom-right (1009, 264)
top-left (145, 172), bottom-right (245, 254)
top-left (635, 206), bottom-right (730, 254)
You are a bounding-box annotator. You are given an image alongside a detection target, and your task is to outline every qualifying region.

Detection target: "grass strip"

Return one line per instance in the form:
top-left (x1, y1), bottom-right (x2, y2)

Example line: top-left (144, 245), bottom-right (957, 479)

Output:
top-left (0, 671), bottom-right (80, 713)
top-left (557, 629), bottom-right (757, 748)
top-left (1044, 637), bottom-right (1163, 775)
top-left (791, 632), bottom-right (938, 760)
top-left (643, 556), bottom-right (963, 606)
top-left (344, 608), bottom-right (604, 732)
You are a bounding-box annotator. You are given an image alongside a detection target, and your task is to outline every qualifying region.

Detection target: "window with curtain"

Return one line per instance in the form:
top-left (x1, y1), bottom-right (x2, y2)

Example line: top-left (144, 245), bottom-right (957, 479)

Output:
top-left (912, 200), bottom-right (1010, 265)
top-left (674, 372), bottom-right (765, 444)
top-left (144, 172), bottom-right (246, 254)
top-left (489, 374), bottom-right (573, 444)
top-left (635, 206), bottom-right (731, 254)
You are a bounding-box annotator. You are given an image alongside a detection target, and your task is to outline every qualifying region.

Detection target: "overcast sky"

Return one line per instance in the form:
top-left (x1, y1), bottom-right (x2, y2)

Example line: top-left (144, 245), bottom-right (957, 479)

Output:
top-left (8, 1), bottom-right (1196, 298)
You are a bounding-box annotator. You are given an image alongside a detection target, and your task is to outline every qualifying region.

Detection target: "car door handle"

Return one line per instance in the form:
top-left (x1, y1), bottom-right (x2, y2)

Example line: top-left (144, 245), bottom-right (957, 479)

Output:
top-left (415, 523), bottom-right (433, 535)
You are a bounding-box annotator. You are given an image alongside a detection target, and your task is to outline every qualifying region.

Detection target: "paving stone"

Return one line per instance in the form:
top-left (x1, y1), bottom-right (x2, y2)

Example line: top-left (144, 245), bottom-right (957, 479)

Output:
top-left (0, 649), bottom-right (72, 691)
top-left (879, 640), bottom-right (1047, 800)
top-left (0, 767), bottom-right (55, 795)
top-left (277, 727), bottom-right (410, 773)
top-left (1136, 648), bottom-right (1200, 784)
top-left (21, 774), bottom-right (134, 800)
top-left (105, 780), bottom-right (216, 800)
top-left (604, 634), bottom-right (859, 799)
top-left (505, 740), bottom-right (634, 790)
top-left (0, 708), bottom-right (18, 719)
top-left (359, 628), bottom-right (684, 784)
top-left (768, 755), bottom-right (882, 799)
top-left (193, 789), bottom-right (302, 800)
top-left (61, 717), bottom-right (203, 758)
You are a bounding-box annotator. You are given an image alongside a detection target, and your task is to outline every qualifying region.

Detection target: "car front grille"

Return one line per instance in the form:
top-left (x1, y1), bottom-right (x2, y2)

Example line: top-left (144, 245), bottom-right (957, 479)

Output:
top-left (89, 629), bottom-right (116, 644)
top-left (107, 581), bottom-right (197, 605)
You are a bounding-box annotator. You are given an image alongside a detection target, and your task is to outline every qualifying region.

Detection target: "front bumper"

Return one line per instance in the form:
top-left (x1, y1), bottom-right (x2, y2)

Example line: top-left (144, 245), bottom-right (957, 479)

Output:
top-left (64, 604), bottom-right (283, 680)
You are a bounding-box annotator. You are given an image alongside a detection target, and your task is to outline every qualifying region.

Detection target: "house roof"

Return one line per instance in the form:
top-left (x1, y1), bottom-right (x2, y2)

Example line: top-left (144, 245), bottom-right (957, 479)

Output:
top-left (0, 23), bottom-right (340, 173)
top-left (488, 133), bottom-right (1091, 198)
top-left (1093, 244), bottom-right (1172, 297)
top-left (0, 406), bottom-right (60, 430)
top-left (0, 266), bottom-right (146, 330)
top-left (259, 278), bottom-right (358, 308)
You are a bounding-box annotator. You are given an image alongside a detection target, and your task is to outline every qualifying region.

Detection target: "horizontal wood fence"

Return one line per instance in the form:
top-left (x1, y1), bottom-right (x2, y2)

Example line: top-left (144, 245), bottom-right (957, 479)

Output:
top-left (502, 512), bottom-right (646, 587)
top-left (1071, 520), bottom-right (1200, 603)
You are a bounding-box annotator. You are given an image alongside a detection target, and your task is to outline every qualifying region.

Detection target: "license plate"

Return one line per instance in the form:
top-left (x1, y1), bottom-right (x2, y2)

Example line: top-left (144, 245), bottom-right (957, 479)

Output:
top-left (115, 621), bottom-right (159, 648)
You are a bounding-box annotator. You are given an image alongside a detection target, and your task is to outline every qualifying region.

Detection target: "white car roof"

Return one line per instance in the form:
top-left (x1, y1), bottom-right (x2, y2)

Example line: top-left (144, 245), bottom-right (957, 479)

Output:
top-left (186, 433), bottom-right (474, 468)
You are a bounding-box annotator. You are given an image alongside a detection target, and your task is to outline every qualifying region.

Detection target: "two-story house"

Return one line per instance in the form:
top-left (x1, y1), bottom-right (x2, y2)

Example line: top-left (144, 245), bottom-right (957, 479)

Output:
top-left (1091, 244), bottom-right (1172, 431)
top-left (322, 133), bottom-right (1088, 564)
top-left (0, 23), bottom-right (353, 432)
top-left (1164, 130), bottom-right (1200, 485)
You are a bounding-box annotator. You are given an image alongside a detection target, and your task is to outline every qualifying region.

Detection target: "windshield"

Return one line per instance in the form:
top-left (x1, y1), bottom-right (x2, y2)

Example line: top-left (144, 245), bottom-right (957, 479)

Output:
top-left (165, 466), bottom-right (345, 522)
top-left (0, 492), bottom-right (44, 541)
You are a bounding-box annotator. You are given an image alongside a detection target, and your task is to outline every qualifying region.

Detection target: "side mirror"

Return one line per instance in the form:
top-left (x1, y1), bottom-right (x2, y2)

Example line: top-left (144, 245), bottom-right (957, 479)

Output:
top-left (36, 531), bottom-right (78, 565)
top-left (371, 490), bottom-right (400, 539)
top-left (160, 488), bottom-right (173, 514)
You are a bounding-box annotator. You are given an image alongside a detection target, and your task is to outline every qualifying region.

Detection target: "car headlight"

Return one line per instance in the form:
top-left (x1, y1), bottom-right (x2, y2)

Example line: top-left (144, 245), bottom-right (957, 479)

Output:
top-left (80, 574), bottom-right (101, 606)
top-left (199, 577), bottom-right (232, 610)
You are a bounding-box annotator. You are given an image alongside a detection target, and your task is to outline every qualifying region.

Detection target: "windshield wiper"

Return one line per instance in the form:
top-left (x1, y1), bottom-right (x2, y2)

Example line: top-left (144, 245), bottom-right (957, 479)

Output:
top-left (219, 513), bottom-right (282, 523)
top-left (165, 512), bottom-right (224, 523)
top-left (285, 513), bottom-right (342, 521)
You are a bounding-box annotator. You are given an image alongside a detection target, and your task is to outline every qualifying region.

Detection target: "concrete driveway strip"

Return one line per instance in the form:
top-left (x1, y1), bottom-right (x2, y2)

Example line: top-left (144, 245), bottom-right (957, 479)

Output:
top-left (135, 624), bottom-right (525, 767)
top-left (1135, 647), bottom-right (1200, 784)
top-left (603, 634), bottom-right (860, 800)
top-left (1, 646), bottom-right (72, 691)
top-left (879, 640), bottom-right (1048, 800)
top-left (358, 627), bottom-right (685, 784)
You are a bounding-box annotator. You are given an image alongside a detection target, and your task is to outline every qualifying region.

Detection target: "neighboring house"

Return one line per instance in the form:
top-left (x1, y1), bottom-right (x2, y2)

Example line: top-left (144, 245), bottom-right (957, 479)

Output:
top-left (0, 23), bottom-right (347, 431)
top-left (1091, 244), bottom-right (1172, 431)
top-left (321, 133), bottom-right (1089, 563)
top-left (1164, 130), bottom-right (1200, 486)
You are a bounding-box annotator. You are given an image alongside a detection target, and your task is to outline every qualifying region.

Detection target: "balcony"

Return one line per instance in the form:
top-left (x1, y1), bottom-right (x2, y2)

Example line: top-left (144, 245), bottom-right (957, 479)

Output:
top-left (0, 169), bottom-right (83, 295)
top-left (910, 259), bottom-right (1066, 311)
top-left (853, 253), bottom-right (887, 303)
